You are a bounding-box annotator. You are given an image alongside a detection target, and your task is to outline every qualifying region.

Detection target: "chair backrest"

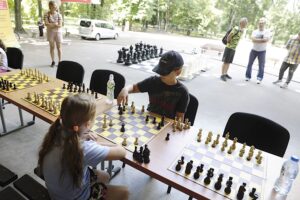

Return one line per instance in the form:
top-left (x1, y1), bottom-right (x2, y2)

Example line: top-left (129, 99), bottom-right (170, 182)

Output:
top-left (89, 69), bottom-right (125, 98)
top-left (223, 112), bottom-right (290, 157)
top-left (56, 61), bottom-right (85, 85)
top-left (6, 47), bottom-right (24, 69)
top-left (184, 93), bottom-right (198, 126)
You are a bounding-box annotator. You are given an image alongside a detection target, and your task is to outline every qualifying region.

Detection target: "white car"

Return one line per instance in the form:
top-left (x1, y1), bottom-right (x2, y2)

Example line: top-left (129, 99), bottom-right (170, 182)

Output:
top-left (79, 19), bottom-right (119, 40)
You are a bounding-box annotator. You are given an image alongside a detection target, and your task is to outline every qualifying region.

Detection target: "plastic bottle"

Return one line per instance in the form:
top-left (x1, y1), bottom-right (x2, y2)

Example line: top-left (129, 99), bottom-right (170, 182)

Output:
top-left (274, 155), bottom-right (299, 195)
top-left (106, 74), bottom-right (115, 104)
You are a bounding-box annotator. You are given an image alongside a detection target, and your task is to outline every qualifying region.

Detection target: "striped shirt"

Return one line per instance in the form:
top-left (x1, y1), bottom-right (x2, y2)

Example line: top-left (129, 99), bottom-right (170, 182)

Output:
top-left (284, 38), bottom-right (300, 64)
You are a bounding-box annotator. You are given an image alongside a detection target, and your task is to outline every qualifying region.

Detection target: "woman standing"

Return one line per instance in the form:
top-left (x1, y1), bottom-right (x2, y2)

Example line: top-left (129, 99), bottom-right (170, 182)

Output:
top-left (44, 1), bottom-right (63, 67)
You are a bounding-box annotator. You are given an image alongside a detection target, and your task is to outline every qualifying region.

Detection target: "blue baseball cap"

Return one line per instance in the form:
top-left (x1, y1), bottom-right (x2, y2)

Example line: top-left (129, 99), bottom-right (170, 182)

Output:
top-left (152, 51), bottom-right (184, 76)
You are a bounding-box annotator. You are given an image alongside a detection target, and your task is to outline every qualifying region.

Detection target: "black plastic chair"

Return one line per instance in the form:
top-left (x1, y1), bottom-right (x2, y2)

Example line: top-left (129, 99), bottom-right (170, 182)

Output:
top-left (1, 47), bottom-right (35, 135)
top-left (223, 112), bottom-right (290, 157)
top-left (184, 94), bottom-right (198, 126)
top-left (89, 69), bottom-right (125, 98)
top-left (6, 47), bottom-right (24, 69)
top-left (56, 61), bottom-right (85, 85)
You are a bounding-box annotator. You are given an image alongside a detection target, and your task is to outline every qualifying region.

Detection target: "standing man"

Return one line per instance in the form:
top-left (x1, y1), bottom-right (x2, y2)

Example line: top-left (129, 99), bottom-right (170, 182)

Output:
top-left (221, 18), bottom-right (248, 81)
top-left (245, 18), bottom-right (271, 84)
top-left (44, 1), bottom-right (63, 67)
top-left (273, 32), bottom-right (300, 88)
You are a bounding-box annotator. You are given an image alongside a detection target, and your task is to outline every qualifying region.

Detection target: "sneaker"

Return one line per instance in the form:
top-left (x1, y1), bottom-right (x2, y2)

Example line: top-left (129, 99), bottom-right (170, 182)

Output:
top-left (280, 83), bottom-right (288, 89)
top-left (51, 61), bottom-right (55, 67)
top-left (257, 80), bottom-right (261, 84)
top-left (225, 74), bottom-right (232, 79)
top-left (245, 77), bottom-right (250, 81)
top-left (220, 75), bottom-right (227, 82)
top-left (273, 80), bottom-right (282, 84)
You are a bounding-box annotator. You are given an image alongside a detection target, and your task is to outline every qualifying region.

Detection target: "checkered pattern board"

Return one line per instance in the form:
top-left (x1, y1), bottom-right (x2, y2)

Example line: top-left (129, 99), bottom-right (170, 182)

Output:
top-left (168, 134), bottom-right (268, 200)
top-left (0, 71), bottom-right (49, 93)
top-left (126, 58), bottom-right (159, 74)
top-left (22, 87), bottom-right (102, 116)
top-left (92, 106), bottom-right (171, 152)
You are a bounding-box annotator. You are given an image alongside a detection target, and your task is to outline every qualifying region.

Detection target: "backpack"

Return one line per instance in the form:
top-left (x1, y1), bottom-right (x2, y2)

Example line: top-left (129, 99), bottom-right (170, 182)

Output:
top-left (222, 28), bottom-right (233, 45)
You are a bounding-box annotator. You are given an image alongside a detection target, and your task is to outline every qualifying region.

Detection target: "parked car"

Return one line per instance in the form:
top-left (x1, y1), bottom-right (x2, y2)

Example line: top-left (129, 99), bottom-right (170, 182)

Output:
top-left (79, 19), bottom-right (119, 40)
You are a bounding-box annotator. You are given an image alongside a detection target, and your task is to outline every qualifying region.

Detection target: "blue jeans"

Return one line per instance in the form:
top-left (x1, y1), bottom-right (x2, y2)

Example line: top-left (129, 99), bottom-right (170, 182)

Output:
top-left (245, 50), bottom-right (266, 80)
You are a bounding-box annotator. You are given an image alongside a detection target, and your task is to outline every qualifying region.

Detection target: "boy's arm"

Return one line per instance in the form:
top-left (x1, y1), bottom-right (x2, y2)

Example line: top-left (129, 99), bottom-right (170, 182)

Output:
top-left (105, 145), bottom-right (126, 160)
top-left (117, 84), bottom-right (140, 105)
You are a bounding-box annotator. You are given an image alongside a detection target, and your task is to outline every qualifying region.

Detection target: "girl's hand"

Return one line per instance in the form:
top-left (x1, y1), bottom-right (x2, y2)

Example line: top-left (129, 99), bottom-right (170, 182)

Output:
top-left (82, 130), bottom-right (98, 141)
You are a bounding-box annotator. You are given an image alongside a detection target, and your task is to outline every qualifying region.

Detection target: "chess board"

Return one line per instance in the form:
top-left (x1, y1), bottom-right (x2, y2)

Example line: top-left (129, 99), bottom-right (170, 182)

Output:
top-left (22, 87), bottom-right (103, 116)
top-left (0, 71), bottom-right (49, 93)
top-left (169, 137), bottom-right (267, 200)
top-left (92, 105), bottom-right (171, 152)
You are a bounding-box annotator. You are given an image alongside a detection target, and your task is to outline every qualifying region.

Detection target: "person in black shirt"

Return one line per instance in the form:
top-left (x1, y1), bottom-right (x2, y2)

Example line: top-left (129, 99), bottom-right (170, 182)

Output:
top-left (117, 50), bottom-right (190, 119)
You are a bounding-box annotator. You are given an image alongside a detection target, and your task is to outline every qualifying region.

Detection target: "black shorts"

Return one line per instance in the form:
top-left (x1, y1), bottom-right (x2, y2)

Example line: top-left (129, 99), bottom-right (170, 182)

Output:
top-left (222, 47), bottom-right (236, 64)
top-left (89, 168), bottom-right (107, 200)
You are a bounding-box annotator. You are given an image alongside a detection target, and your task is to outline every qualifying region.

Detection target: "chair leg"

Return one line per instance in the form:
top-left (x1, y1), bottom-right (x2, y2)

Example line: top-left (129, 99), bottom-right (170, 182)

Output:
top-left (122, 162), bottom-right (126, 168)
top-left (188, 196), bottom-right (193, 200)
top-left (18, 108), bottom-right (24, 126)
top-left (0, 100), bottom-right (7, 133)
top-left (167, 185), bottom-right (172, 194)
top-left (100, 160), bottom-right (105, 170)
top-left (107, 161), bottom-right (121, 180)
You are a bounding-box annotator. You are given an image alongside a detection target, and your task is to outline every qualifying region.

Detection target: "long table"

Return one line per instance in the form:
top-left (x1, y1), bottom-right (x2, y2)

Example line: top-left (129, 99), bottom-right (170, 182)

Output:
top-left (0, 70), bottom-right (299, 200)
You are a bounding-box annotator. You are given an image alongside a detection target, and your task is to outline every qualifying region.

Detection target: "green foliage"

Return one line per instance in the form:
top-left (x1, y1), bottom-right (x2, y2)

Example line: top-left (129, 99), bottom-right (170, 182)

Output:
top-left (7, 0), bottom-right (300, 43)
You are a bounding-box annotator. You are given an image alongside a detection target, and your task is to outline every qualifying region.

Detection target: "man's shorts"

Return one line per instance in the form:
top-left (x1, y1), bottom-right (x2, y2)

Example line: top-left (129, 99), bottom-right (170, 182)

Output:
top-left (47, 30), bottom-right (63, 43)
top-left (222, 47), bottom-right (236, 64)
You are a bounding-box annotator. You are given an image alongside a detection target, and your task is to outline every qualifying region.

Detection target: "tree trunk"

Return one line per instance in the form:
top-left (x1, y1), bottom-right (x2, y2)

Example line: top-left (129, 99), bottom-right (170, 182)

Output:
top-left (37, 0), bottom-right (42, 19)
top-left (14, 0), bottom-right (25, 33)
top-left (129, 19), bottom-right (132, 31)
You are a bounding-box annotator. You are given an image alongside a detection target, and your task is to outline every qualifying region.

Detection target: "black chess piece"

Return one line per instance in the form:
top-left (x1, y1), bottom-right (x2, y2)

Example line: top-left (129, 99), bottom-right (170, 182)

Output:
top-left (120, 122), bottom-right (125, 132)
top-left (203, 168), bottom-right (214, 185)
top-left (143, 145), bottom-right (150, 164)
top-left (122, 105), bottom-right (126, 111)
top-left (141, 50), bottom-right (146, 61)
top-left (133, 146), bottom-right (138, 160)
top-left (185, 160), bottom-right (193, 175)
top-left (145, 49), bottom-right (150, 60)
top-left (193, 166), bottom-right (201, 179)
top-left (156, 123), bottom-right (161, 130)
top-left (132, 52), bottom-right (138, 64)
top-left (78, 86), bottom-right (82, 93)
top-left (214, 174), bottom-right (223, 190)
top-left (119, 107), bottom-right (123, 115)
top-left (122, 47), bottom-right (127, 60)
top-left (129, 45), bottom-right (133, 56)
top-left (136, 146), bottom-right (144, 163)
top-left (152, 117), bottom-right (156, 124)
top-left (145, 115), bottom-right (149, 122)
top-left (91, 90), bottom-right (94, 95)
top-left (150, 48), bottom-right (155, 58)
top-left (63, 83), bottom-right (66, 89)
top-left (236, 183), bottom-right (246, 200)
top-left (154, 46), bottom-right (159, 58)
top-left (160, 116), bottom-right (165, 126)
top-left (13, 84), bottom-right (17, 90)
top-left (165, 133), bottom-right (170, 141)
top-left (224, 177), bottom-right (233, 194)
top-left (159, 47), bottom-right (163, 57)
top-left (118, 104), bottom-right (122, 110)
top-left (175, 160), bottom-right (182, 171)
top-left (124, 54), bottom-right (132, 66)
top-left (135, 43), bottom-right (139, 51)
top-left (95, 92), bottom-right (98, 99)
top-left (117, 50), bottom-right (124, 63)
top-left (137, 51), bottom-right (142, 62)
top-left (180, 156), bottom-right (185, 165)
top-left (249, 188), bottom-right (258, 199)
top-left (199, 164), bottom-right (204, 173)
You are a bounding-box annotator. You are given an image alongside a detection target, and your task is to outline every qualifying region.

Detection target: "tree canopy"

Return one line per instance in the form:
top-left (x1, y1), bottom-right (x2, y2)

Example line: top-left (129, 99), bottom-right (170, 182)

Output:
top-left (8, 0), bottom-right (300, 43)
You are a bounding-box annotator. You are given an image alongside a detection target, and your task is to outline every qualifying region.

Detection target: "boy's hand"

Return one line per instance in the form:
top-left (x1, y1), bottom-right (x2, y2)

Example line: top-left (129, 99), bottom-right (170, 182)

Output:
top-left (117, 88), bottom-right (128, 105)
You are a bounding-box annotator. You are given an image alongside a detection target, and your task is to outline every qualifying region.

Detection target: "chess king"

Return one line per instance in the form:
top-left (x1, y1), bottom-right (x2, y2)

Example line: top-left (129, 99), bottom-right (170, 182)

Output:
top-left (117, 50), bottom-right (190, 119)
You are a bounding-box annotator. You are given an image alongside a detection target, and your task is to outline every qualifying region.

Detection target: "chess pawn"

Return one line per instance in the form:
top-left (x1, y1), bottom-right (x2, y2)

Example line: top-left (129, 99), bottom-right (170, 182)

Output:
top-left (134, 137), bottom-right (139, 146)
top-left (141, 105), bottom-right (145, 113)
top-left (131, 101), bottom-right (134, 109)
top-left (227, 146), bottom-right (234, 154)
top-left (102, 115), bottom-right (107, 129)
top-left (184, 118), bottom-right (189, 130)
top-left (225, 132), bottom-right (230, 140)
top-left (122, 137), bottom-right (127, 146)
top-left (221, 142), bottom-right (226, 152)
top-left (53, 105), bottom-right (57, 115)
top-left (109, 118), bottom-right (113, 126)
top-left (231, 137), bottom-right (238, 150)
top-left (239, 148), bottom-right (245, 157)
top-left (247, 150), bottom-right (254, 161)
top-left (211, 140), bottom-right (217, 148)
top-left (197, 129), bottom-right (202, 142)
top-left (255, 150), bottom-right (262, 160)
top-left (176, 117), bottom-right (182, 130)
top-left (256, 156), bottom-right (262, 165)
top-left (131, 105), bottom-right (135, 114)
top-left (172, 122), bottom-right (176, 132)
top-left (26, 92), bottom-right (32, 101)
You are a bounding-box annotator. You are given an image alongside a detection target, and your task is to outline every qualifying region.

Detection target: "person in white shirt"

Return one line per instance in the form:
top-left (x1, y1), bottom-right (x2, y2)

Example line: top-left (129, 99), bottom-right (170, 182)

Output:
top-left (245, 18), bottom-right (271, 84)
top-left (0, 39), bottom-right (8, 71)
